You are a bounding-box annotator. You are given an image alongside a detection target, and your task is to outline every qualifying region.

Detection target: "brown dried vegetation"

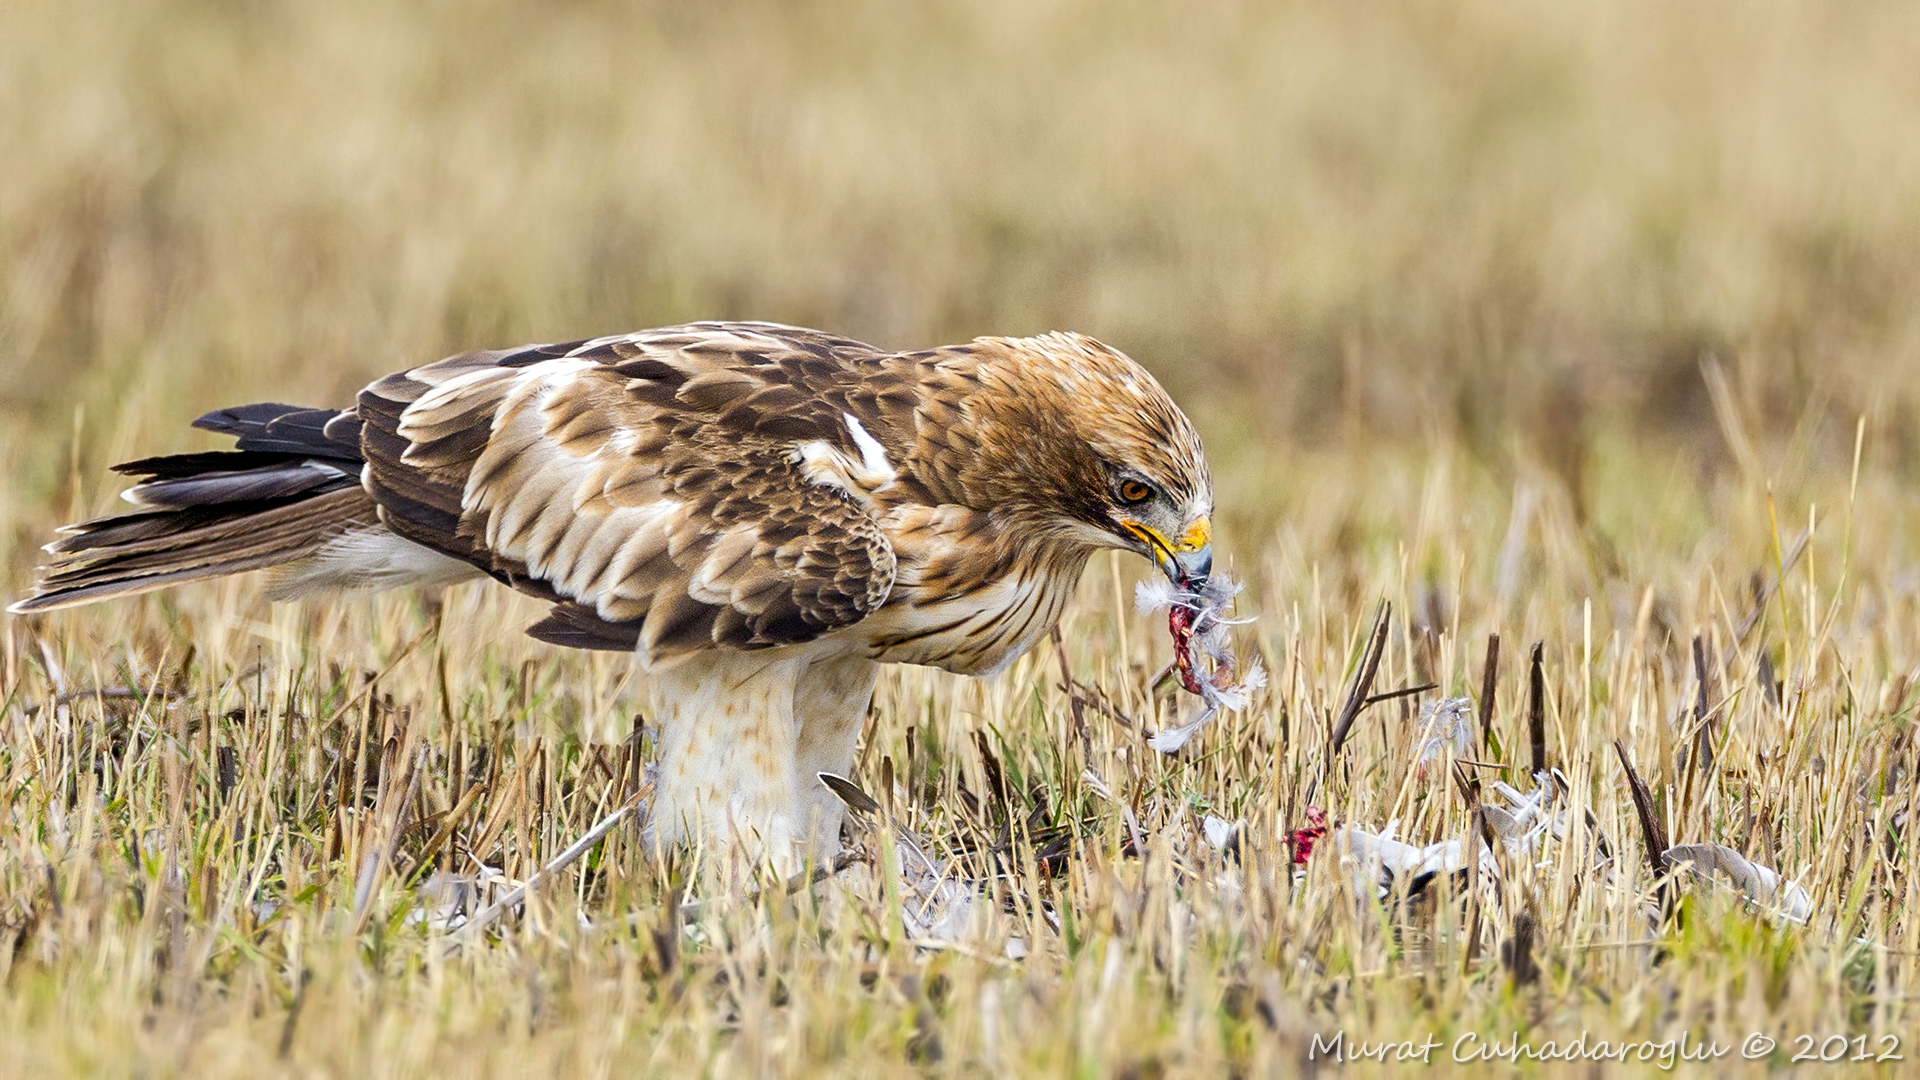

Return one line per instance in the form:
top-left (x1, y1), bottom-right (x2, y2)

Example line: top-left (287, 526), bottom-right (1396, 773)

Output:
top-left (4, 1), bottom-right (1919, 1075)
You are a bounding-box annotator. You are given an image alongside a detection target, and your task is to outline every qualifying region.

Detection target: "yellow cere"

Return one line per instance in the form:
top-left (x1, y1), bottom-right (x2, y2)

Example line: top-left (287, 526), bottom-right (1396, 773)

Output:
top-left (1173, 516), bottom-right (1210, 553)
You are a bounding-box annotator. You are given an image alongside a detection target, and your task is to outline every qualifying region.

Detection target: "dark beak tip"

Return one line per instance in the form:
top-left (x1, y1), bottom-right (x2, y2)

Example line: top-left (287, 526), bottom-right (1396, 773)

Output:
top-left (1173, 548), bottom-right (1213, 588)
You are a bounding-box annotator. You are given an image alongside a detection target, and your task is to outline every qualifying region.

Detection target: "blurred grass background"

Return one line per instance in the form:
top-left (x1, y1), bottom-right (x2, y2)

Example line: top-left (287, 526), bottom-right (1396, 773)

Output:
top-left (5, 2), bottom-right (1920, 1074)
top-left (7, 0), bottom-right (1920, 517)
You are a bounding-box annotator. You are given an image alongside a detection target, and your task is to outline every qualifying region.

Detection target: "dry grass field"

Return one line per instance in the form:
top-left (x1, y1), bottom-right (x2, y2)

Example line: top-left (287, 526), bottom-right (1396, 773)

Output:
top-left (5, 1), bottom-right (1920, 1075)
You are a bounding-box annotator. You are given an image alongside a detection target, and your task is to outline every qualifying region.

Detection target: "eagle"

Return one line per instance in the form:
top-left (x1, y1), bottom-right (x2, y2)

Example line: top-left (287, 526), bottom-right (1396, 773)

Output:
top-left (10, 322), bottom-right (1214, 869)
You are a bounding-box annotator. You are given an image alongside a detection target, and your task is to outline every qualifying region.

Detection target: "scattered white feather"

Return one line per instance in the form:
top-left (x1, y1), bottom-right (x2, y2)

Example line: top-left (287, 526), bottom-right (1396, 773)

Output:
top-left (1202, 815), bottom-right (1237, 851)
top-left (1335, 823), bottom-right (1496, 899)
top-left (1664, 843), bottom-right (1812, 925)
top-left (1411, 696), bottom-right (1474, 773)
top-left (1134, 576), bottom-right (1182, 614)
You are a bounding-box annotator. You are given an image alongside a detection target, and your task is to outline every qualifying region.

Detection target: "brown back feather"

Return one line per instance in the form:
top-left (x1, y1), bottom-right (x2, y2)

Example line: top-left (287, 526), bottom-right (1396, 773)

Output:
top-left (357, 323), bottom-right (905, 662)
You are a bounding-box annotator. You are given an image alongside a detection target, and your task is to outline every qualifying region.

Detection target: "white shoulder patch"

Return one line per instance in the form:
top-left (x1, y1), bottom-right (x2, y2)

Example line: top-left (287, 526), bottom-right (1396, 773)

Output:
top-left (842, 413), bottom-right (897, 489)
top-left (788, 415), bottom-right (897, 501)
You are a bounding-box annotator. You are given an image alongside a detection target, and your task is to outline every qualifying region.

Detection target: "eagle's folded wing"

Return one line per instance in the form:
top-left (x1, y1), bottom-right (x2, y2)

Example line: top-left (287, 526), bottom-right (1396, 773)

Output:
top-left (357, 324), bottom-right (901, 664)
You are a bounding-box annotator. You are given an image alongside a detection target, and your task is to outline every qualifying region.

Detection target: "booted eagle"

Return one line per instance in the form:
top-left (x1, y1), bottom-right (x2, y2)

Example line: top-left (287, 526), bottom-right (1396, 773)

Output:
top-left (11, 322), bottom-right (1214, 866)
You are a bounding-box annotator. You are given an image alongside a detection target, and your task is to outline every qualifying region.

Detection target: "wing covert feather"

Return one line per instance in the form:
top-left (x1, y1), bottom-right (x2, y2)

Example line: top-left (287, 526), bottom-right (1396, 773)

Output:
top-left (356, 323), bottom-right (902, 661)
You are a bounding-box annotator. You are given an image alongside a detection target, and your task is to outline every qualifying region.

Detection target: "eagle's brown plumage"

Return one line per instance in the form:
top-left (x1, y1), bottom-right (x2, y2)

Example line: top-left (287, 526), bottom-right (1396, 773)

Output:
top-left (11, 322), bottom-right (1214, 868)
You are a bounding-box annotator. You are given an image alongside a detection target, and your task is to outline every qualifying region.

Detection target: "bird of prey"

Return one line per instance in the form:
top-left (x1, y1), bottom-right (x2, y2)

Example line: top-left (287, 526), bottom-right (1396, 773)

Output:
top-left (10, 322), bottom-right (1214, 869)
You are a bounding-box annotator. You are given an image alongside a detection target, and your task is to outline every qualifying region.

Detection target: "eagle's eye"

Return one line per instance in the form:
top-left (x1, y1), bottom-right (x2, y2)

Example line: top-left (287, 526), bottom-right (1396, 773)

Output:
top-left (1116, 478), bottom-right (1156, 506)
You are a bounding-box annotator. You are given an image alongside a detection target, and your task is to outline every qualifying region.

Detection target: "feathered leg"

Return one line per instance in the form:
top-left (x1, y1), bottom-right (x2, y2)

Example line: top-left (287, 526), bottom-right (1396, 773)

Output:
top-left (791, 654), bottom-right (880, 858)
top-left (642, 651), bottom-right (808, 874)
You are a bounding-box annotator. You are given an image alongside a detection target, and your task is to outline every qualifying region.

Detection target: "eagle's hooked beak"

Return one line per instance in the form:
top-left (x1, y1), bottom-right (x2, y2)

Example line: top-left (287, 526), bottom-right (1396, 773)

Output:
top-left (1128, 515), bottom-right (1213, 590)
top-left (1170, 541), bottom-right (1213, 589)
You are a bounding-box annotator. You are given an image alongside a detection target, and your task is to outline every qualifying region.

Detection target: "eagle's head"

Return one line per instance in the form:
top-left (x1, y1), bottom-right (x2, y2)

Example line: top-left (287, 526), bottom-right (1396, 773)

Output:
top-left (964, 332), bottom-right (1213, 589)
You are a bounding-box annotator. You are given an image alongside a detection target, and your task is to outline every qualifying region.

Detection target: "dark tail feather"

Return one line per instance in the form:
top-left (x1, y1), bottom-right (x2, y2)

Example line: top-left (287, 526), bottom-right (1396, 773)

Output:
top-left (191, 403), bottom-right (365, 460)
top-left (8, 404), bottom-right (376, 614)
top-left (118, 459), bottom-right (353, 510)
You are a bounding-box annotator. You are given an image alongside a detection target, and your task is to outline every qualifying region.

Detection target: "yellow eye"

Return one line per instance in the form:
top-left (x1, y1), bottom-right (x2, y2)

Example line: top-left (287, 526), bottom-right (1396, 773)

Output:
top-left (1118, 479), bottom-right (1154, 505)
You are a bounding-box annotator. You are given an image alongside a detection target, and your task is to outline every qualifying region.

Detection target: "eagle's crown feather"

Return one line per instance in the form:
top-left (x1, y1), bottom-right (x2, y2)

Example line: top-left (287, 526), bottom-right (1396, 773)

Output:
top-left (942, 331), bottom-right (1211, 554)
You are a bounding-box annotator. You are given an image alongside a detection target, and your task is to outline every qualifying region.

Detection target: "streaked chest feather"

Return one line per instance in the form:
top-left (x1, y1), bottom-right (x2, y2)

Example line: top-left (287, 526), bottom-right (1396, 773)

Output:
top-left (859, 562), bottom-right (1083, 675)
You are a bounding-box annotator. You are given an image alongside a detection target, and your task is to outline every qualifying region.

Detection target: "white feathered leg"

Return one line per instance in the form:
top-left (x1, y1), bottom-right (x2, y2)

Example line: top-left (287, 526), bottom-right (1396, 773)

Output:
top-left (639, 647), bottom-right (877, 876)
top-left (642, 651), bottom-right (808, 874)
top-left (791, 654), bottom-right (880, 858)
